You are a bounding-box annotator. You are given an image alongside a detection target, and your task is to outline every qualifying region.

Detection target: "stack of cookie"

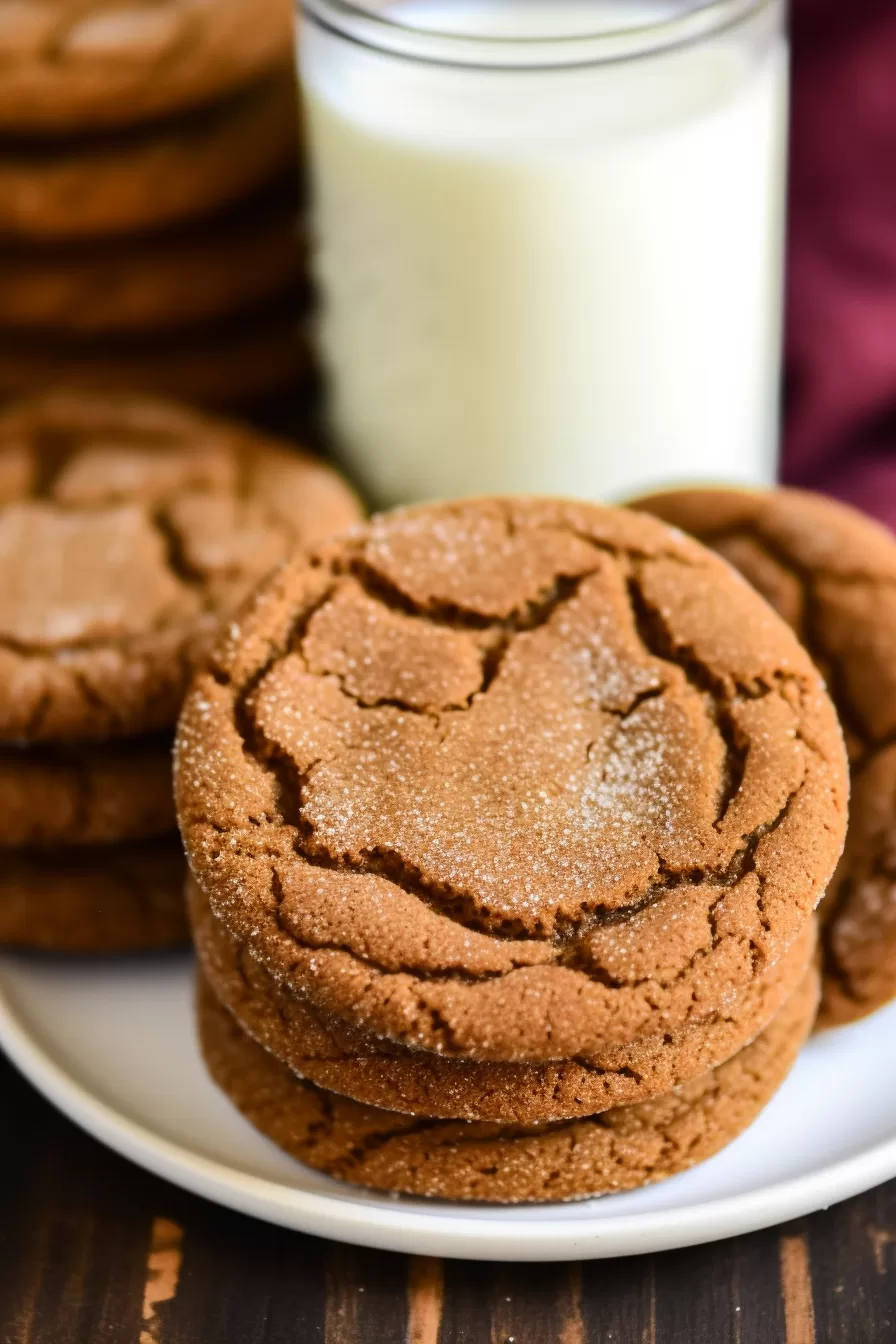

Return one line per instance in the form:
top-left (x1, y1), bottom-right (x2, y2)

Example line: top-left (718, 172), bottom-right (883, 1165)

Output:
top-left (178, 499), bottom-right (848, 1203)
top-left (632, 485), bottom-right (896, 1032)
top-left (0, 389), bottom-right (362, 953)
top-left (0, 0), bottom-right (309, 408)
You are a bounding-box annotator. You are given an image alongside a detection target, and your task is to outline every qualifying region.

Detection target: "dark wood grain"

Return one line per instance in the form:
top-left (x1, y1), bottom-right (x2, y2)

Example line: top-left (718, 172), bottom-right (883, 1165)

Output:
top-left (1, 1051), bottom-right (894, 1344)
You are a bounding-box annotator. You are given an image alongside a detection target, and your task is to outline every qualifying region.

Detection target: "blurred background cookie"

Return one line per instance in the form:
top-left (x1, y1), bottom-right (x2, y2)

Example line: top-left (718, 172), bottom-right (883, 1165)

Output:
top-left (0, 840), bottom-right (189, 953)
top-left (0, 737), bottom-right (175, 848)
top-left (632, 485), bottom-right (896, 1031)
top-left (0, 0), bottom-right (294, 135)
top-left (0, 390), bottom-right (362, 743)
top-left (0, 190), bottom-right (305, 335)
top-left (0, 72), bottom-right (298, 242)
top-left (0, 0), bottom-right (308, 409)
top-left (0, 310), bottom-right (313, 408)
top-left (0, 389), bottom-right (362, 954)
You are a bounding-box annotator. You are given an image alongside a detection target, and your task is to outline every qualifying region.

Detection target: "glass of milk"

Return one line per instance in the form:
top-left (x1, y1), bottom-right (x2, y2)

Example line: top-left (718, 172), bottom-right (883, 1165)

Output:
top-left (298, 0), bottom-right (788, 507)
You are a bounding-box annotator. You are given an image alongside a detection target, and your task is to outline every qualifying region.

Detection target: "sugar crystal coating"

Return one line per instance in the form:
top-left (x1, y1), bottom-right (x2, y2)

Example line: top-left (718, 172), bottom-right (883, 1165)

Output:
top-left (176, 497), bottom-right (848, 1062)
top-left (191, 873), bottom-right (817, 1124)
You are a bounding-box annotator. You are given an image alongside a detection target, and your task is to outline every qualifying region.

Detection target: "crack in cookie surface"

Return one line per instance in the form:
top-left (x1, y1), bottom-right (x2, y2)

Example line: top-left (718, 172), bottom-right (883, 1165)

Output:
top-left (0, 391), bottom-right (362, 742)
top-left (177, 498), bottom-right (847, 1061)
top-left (190, 874), bottom-right (817, 1123)
top-left (196, 962), bottom-right (820, 1202)
top-left (632, 486), bottom-right (896, 1027)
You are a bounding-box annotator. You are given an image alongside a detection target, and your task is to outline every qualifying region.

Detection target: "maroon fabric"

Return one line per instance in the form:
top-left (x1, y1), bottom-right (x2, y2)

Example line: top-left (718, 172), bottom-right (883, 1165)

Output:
top-left (784, 0), bottom-right (896, 529)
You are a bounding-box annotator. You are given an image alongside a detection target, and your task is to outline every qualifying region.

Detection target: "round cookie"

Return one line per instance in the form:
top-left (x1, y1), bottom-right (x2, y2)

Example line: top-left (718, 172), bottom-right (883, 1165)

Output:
top-left (0, 195), bottom-right (305, 335)
top-left (0, 71), bottom-right (297, 242)
top-left (631, 486), bottom-right (896, 1029)
top-left (0, 310), bottom-right (314, 407)
top-left (0, 838), bottom-right (188, 952)
top-left (176, 498), bottom-right (847, 1063)
top-left (0, 0), bottom-right (294, 135)
top-left (197, 964), bottom-right (820, 1203)
top-left (0, 390), bottom-right (363, 744)
top-left (191, 875), bottom-right (817, 1123)
top-left (0, 737), bottom-right (174, 847)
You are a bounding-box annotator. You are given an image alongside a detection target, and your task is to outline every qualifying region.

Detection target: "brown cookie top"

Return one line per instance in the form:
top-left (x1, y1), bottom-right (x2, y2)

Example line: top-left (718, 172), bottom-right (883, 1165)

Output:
top-left (631, 486), bottom-right (896, 1028)
top-left (0, 390), bottom-right (362, 743)
top-left (191, 875), bottom-right (817, 1124)
top-left (197, 963), bottom-right (820, 1203)
top-left (176, 498), bottom-right (846, 1062)
top-left (0, 0), bottom-right (293, 135)
top-left (0, 735), bottom-right (175, 846)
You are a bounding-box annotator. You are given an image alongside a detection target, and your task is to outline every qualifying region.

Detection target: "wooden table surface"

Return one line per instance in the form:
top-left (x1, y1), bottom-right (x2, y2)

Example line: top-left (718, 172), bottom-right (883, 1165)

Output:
top-left (1, 1051), bottom-right (893, 1343)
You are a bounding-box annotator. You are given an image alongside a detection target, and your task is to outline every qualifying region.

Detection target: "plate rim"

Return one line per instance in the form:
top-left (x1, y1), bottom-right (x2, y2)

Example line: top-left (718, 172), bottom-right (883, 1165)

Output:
top-left (1, 960), bottom-right (894, 1262)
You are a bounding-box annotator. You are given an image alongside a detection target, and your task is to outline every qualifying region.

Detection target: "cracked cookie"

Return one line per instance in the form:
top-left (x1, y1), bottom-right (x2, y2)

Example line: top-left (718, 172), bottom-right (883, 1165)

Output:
top-left (190, 874), bottom-right (817, 1123)
top-left (632, 486), bottom-right (896, 1029)
top-left (0, 736), bottom-right (174, 846)
top-left (0, 837), bottom-right (188, 951)
top-left (176, 498), bottom-right (847, 1063)
top-left (197, 961), bottom-right (820, 1203)
top-left (0, 390), bottom-right (363, 743)
top-left (0, 0), bottom-right (293, 135)
top-left (0, 71), bottom-right (297, 242)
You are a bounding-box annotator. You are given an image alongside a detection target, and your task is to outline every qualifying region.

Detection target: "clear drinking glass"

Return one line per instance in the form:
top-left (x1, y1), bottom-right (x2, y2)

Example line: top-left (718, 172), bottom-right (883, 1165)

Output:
top-left (298, 0), bottom-right (788, 508)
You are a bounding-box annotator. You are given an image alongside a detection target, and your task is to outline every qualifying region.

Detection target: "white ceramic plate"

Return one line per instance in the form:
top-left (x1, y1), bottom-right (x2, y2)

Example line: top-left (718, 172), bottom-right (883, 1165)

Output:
top-left (0, 950), bottom-right (895, 1262)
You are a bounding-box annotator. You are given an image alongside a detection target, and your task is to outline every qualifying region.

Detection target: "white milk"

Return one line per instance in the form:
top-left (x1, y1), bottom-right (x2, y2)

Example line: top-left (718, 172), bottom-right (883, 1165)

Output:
top-left (299, 0), bottom-right (788, 506)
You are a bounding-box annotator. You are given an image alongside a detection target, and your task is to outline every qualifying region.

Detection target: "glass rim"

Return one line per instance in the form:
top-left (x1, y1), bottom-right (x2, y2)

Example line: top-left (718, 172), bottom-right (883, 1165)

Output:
top-left (299, 0), bottom-right (780, 70)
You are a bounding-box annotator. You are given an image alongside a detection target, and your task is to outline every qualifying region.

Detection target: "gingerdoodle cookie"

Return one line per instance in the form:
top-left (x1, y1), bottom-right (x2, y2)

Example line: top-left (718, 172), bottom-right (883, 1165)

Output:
top-left (631, 486), bottom-right (896, 1029)
top-left (176, 498), bottom-right (847, 1064)
top-left (197, 963), bottom-right (820, 1203)
top-left (0, 838), bottom-right (188, 952)
top-left (0, 0), bottom-right (294, 135)
top-left (0, 390), bottom-right (362, 744)
top-left (191, 875), bottom-right (817, 1123)
top-left (0, 736), bottom-right (174, 847)
top-left (0, 193), bottom-right (305, 335)
top-left (0, 309), bottom-right (314, 407)
top-left (0, 71), bottom-right (297, 242)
